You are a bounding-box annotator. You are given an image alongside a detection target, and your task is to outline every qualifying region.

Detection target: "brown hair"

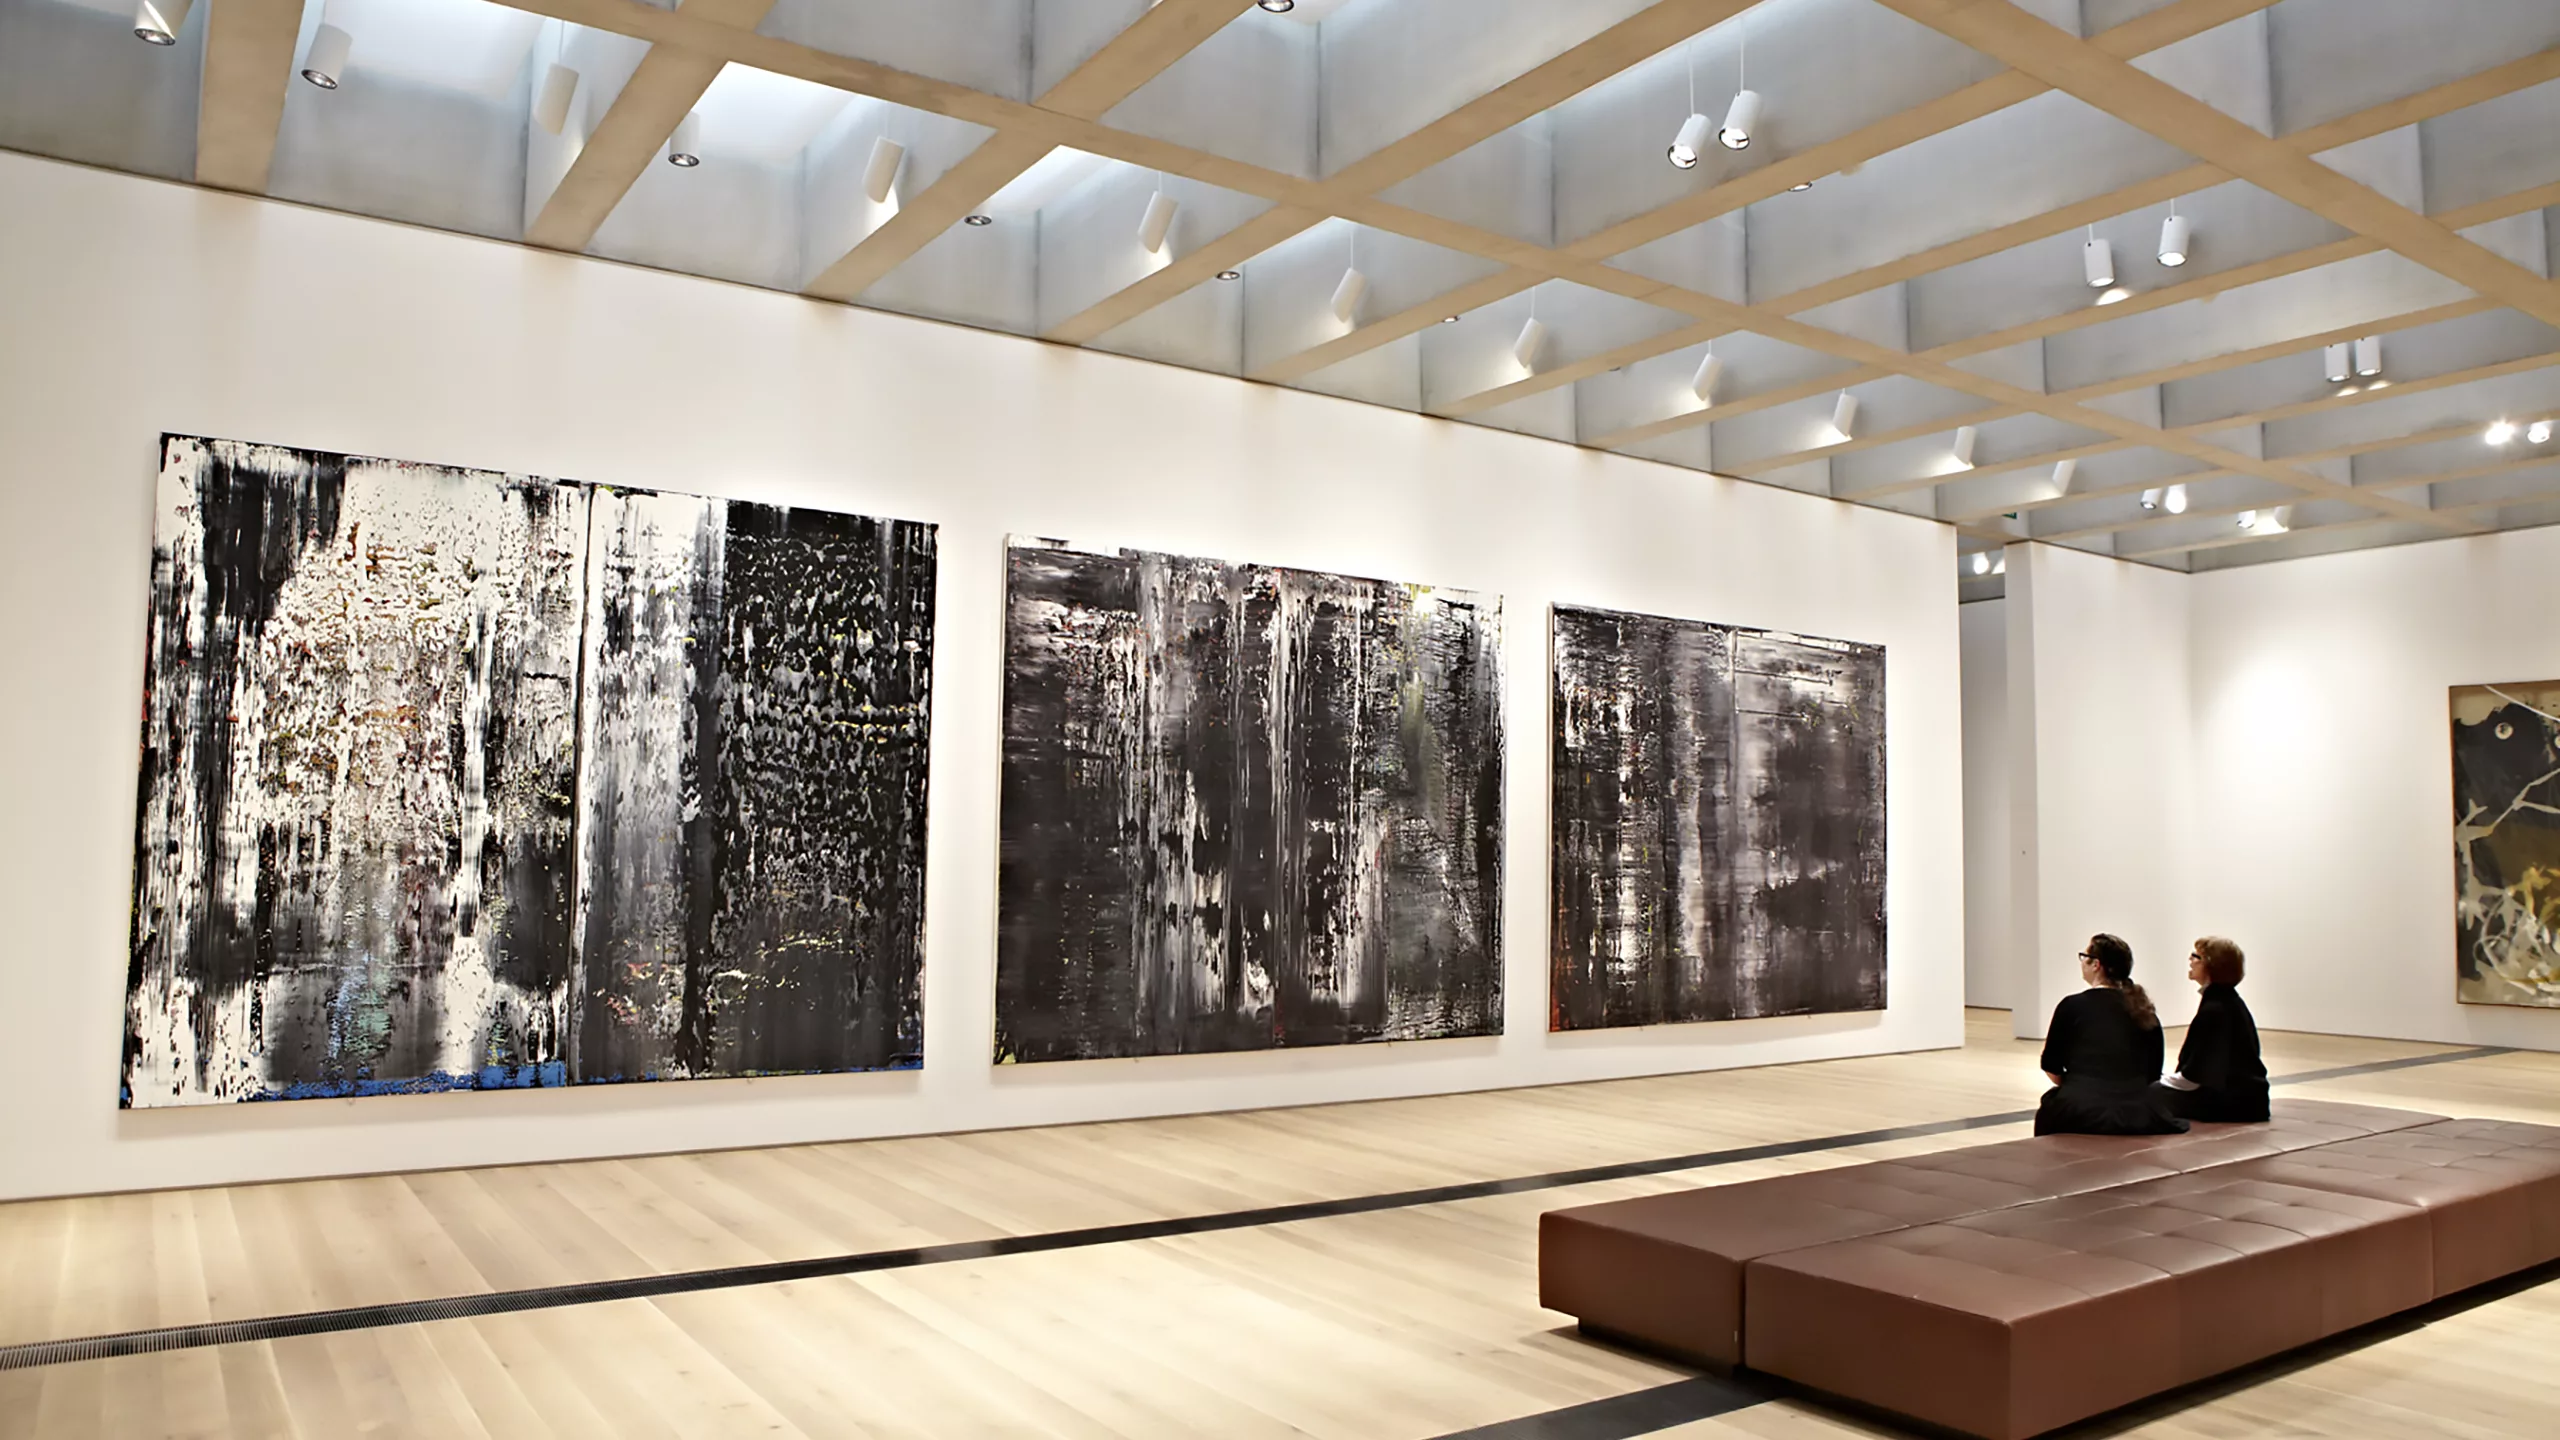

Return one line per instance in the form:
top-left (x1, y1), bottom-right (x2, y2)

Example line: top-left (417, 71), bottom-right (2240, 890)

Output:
top-left (2195, 936), bottom-right (2246, 987)
top-left (2086, 933), bottom-right (2159, 1029)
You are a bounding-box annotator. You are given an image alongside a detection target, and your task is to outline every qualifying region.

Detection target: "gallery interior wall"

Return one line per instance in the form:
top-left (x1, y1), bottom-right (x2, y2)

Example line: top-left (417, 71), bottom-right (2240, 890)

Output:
top-left (1959, 597), bottom-right (2009, 1011)
top-left (0, 151), bottom-right (1965, 1202)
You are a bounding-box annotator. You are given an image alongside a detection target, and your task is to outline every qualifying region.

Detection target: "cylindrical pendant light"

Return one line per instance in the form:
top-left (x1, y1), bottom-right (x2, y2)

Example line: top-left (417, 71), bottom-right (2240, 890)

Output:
top-left (2139, 488), bottom-right (2162, 510)
top-left (1514, 316), bottom-right (1548, 372)
top-left (1951, 425), bottom-right (1978, 468)
top-left (2353, 334), bottom-right (2382, 378)
top-left (1719, 89), bottom-right (1762, 150)
top-left (1139, 189), bottom-right (1178, 254)
top-left (2157, 211), bottom-right (2191, 267)
top-left (1830, 391), bottom-right (1859, 440)
top-left (1331, 267), bottom-right (1369, 324)
top-left (2322, 342), bottom-right (2350, 384)
top-left (863, 137), bottom-right (906, 205)
top-left (302, 20), bottom-right (352, 89)
top-left (534, 63), bottom-right (581, 136)
top-left (2082, 235), bottom-right (2115, 289)
top-left (666, 111), bottom-right (701, 167)
top-left (1690, 351), bottom-right (1723, 404)
top-left (132, 0), bottom-right (192, 45)
top-left (1669, 113), bottom-right (1712, 170)
top-left (2053, 457), bottom-right (2077, 490)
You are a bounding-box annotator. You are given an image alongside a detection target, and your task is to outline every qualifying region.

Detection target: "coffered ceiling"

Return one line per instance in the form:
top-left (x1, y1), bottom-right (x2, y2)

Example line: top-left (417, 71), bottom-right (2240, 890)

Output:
top-left (6, 0), bottom-right (2558, 586)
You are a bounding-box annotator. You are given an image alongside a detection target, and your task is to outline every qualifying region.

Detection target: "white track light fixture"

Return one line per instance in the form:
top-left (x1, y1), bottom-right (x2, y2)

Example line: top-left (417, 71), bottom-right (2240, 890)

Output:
top-left (666, 111), bottom-right (701, 167)
top-left (2487, 419), bottom-right (2518, 445)
top-left (133, 0), bottom-right (191, 44)
top-left (2157, 206), bottom-right (2190, 267)
top-left (1719, 89), bottom-right (1761, 150)
top-left (2053, 457), bottom-right (2078, 490)
top-left (1970, 552), bottom-right (1991, 577)
top-left (2532, 421), bottom-right (2554, 445)
top-left (1257, 0), bottom-right (1294, 11)
top-left (302, 20), bottom-right (351, 89)
top-left (534, 63), bottom-right (581, 135)
top-left (1139, 187), bottom-right (1178, 254)
top-left (1829, 391), bottom-right (1859, 442)
top-left (1514, 316), bottom-right (1548, 372)
top-left (1951, 425), bottom-right (1978, 468)
top-left (1669, 112), bottom-right (1712, 170)
top-left (2323, 342), bottom-right (2351, 384)
top-left (863, 137), bottom-right (906, 205)
top-left (2139, 488), bottom-right (2162, 511)
top-left (2354, 334), bottom-right (2382, 379)
top-left (2164, 483), bottom-right (2189, 514)
top-left (1331, 266), bottom-right (1369, 323)
top-left (2083, 232), bottom-right (2115, 290)
top-left (1691, 350), bottom-right (1724, 405)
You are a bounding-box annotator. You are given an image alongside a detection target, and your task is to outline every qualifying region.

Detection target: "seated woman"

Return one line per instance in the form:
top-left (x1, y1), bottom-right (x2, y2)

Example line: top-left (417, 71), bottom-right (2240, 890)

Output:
top-left (2156, 936), bottom-right (2270, 1122)
top-left (2035, 933), bottom-right (2186, 1136)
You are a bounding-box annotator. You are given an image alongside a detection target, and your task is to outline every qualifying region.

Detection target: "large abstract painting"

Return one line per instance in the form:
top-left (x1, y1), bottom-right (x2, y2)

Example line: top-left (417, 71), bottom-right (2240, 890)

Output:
top-left (995, 539), bottom-right (1504, 1062)
top-left (2453, 681), bottom-right (2560, 1008)
top-left (123, 435), bottom-right (934, 1106)
top-left (1550, 606), bottom-right (1885, 1030)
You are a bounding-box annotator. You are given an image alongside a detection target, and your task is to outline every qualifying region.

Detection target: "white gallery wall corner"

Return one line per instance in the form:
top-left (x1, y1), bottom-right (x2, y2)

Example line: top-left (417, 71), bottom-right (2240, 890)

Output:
top-left (1985, 528), bottom-right (2560, 1051)
top-left (0, 152), bottom-right (1965, 1202)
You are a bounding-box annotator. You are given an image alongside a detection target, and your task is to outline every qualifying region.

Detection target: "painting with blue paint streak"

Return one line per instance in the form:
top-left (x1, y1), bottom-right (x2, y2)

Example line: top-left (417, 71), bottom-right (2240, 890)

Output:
top-left (122, 436), bottom-right (934, 1106)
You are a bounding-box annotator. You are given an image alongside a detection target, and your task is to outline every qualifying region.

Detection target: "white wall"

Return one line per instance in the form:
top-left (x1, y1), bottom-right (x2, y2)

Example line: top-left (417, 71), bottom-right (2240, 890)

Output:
top-left (1959, 597), bottom-right (2010, 1009)
top-left (2005, 542), bottom-right (2201, 1039)
top-left (2189, 526), bottom-right (2560, 1049)
top-left (0, 152), bottom-right (1966, 1201)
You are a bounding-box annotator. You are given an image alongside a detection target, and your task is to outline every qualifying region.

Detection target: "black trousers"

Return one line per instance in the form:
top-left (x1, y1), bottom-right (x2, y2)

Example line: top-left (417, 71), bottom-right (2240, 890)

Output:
top-left (2156, 1081), bottom-right (2270, 1123)
top-left (2034, 1080), bottom-right (2188, 1136)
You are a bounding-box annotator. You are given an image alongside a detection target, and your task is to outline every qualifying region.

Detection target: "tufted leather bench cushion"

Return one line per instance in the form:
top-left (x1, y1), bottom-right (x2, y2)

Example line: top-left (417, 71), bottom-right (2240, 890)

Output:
top-left (1536, 1099), bottom-right (2439, 1367)
top-left (2228, 1118), bottom-right (2560, 1294)
top-left (1742, 1172), bottom-right (2435, 1440)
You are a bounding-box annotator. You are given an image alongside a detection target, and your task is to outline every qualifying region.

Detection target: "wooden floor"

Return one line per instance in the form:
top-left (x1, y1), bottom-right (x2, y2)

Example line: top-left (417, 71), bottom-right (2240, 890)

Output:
top-left (3, 1012), bottom-right (2555, 1438)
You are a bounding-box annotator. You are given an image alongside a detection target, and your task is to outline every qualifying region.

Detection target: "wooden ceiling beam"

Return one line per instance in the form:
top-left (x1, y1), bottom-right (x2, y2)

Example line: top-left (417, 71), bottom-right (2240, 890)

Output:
top-left (193, 0), bottom-right (304, 194)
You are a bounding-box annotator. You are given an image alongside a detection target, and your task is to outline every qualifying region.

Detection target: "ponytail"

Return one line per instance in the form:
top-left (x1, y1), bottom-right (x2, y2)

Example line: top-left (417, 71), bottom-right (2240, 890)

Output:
top-left (2118, 980), bottom-right (2158, 1029)
top-left (2084, 932), bottom-right (2158, 1029)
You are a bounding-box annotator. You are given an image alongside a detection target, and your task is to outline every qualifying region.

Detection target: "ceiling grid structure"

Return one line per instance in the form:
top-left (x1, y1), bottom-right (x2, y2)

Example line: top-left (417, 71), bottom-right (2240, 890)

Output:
top-left (6, 0), bottom-right (2559, 570)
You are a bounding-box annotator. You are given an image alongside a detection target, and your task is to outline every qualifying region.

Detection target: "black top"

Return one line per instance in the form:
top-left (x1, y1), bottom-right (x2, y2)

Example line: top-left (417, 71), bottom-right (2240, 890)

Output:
top-left (2175, 983), bottom-right (2268, 1094)
top-left (2039, 987), bottom-right (2162, 1090)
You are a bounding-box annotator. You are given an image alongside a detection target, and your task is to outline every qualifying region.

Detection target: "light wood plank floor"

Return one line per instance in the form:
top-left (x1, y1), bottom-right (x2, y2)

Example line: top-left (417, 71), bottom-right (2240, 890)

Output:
top-left (2, 1012), bottom-right (2553, 1438)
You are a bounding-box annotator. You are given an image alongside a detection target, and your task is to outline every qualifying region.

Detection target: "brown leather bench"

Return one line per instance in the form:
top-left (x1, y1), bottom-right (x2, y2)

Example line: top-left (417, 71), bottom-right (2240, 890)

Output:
top-left (1538, 1099), bottom-right (2437, 1367)
top-left (1542, 1104), bottom-right (2560, 1439)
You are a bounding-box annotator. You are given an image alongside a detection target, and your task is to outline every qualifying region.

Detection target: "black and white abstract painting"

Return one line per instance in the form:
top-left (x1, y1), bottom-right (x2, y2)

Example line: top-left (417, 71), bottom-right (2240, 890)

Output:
top-left (995, 539), bottom-right (1504, 1062)
top-left (2452, 681), bottom-right (2560, 1008)
top-left (123, 435), bottom-right (934, 1106)
top-left (1549, 606), bottom-right (1885, 1030)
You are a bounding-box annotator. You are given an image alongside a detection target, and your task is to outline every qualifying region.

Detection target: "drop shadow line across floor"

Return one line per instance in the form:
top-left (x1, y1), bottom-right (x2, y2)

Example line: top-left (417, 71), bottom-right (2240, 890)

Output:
top-left (0, 1044), bottom-right (2510, 1372)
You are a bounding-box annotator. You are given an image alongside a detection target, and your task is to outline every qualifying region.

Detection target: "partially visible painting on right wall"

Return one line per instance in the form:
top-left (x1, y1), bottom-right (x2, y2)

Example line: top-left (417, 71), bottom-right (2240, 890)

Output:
top-left (2452, 681), bottom-right (2560, 1007)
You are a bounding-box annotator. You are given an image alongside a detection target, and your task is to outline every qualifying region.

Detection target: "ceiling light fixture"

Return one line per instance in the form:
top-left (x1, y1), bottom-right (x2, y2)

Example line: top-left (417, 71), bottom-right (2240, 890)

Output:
top-left (1257, 0), bottom-right (1294, 10)
top-left (2532, 421), bottom-right (2554, 445)
top-left (2083, 227), bottom-right (2114, 289)
top-left (2164, 483), bottom-right (2189, 514)
top-left (1514, 315), bottom-right (1548, 372)
top-left (2323, 342), bottom-right (2350, 384)
top-left (1829, 391), bottom-right (1859, 442)
top-left (534, 62), bottom-right (581, 136)
top-left (863, 137), bottom-right (906, 205)
top-left (2236, 510), bottom-right (2257, 530)
top-left (1970, 552), bottom-right (1991, 577)
top-left (2156, 203), bottom-right (2189, 267)
top-left (2353, 334), bottom-right (2382, 379)
top-left (2139, 488), bottom-right (2162, 511)
top-left (132, 0), bottom-right (191, 45)
top-left (1720, 89), bottom-right (1761, 150)
top-left (1691, 349), bottom-right (1723, 404)
top-left (666, 111), bottom-right (701, 166)
top-left (1789, 179), bottom-right (1813, 191)
top-left (2487, 419), bottom-right (2518, 445)
top-left (1333, 229), bottom-right (1367, 322)
top-left (1669, 113), bottom-right (1711, 170)
top-left (2053, 458), bottom-right (2078, 490)
top-left (302, 18), bottom-right (352, 89)
top-left (964, 214), bottom-right (992, 226)
top-left (1441, 315), bottom-right (1460, 324)
top-left (1951, 425), bottom-right (1978, 468)
top-left (1139, 184), bottom-right (1177, 254)
top-left (1216, 269), bottom-right (1241, 281)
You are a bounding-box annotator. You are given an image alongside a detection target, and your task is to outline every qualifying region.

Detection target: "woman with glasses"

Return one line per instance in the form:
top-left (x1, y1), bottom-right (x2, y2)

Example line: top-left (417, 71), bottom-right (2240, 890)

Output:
top-left (2155, 936), bottom-right (2270, 1122)
top-left (2034, 933), bottom-right (2187, 1136)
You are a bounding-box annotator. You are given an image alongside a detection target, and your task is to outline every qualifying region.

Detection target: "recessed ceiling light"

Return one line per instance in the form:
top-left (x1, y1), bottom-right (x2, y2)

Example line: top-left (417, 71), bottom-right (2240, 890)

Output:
top-left (1216, 269), bottom-right (1241, 281)
top-left (1257, 0), bottom-right (1294, 10)
top-left (964, 214), bottom-right (992, 226)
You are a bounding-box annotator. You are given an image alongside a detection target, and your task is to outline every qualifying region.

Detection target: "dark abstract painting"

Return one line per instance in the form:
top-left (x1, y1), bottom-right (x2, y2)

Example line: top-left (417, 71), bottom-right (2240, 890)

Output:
top-left (2453, 681), bottom-right (2560, 1008)
top-left (995, 539), bottom-right (1503, 1062)
top-left (123, 435), bottom-right (934, 1106)
top-left (1550, 606), bottom-right (1885, 1030)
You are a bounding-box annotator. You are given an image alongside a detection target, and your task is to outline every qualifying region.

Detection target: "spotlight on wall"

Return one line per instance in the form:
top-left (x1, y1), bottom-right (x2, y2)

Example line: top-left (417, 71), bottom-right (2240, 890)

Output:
top-left (1668, 112), bottom-right (1712, 170)
top-left (302, 19), bottom-right (352, 88)
top-left (863, 136), bottom-right (906, 205)
top-left (1331, 266), bottom-right (1369, 323)
top-left (2157, 211), bottom-right (2191, 267)
top-left (2053, 457), bottom-right (2078, 490)
top-left (1951, 425), bottom-right (1978, 469)
top-left (2532, 421), bottom-right (2554, 445)
top-left (1139, 189), bottom-right (1178, 254)
top-left (2139, 488), bottom-right (2162, 511)
top-left (1514, 316), bottom-right (1548, 372)
top-left (534, 62), bottom-right (581, 136)
top-left (1970, 551), bottom-right (1991, 577)
top-left (1829, 391), bottom-right (1859, 442)
top-left (1719, 89), bottom-right (1761, 150)
top-left (2322, 342), bottom-right (2350, 384)
top-left (1691, 351), bottom-right (1724, 405)
top-left (666, 110), bottom-right (701, 166)
top-left (132, 0), bottom-right (191, 45)
top-left (2164, 483), bottom-right (2189, 514)
top-left (2487, 419), bottom-right (2518, 445)
top-left (2354, 334), bottom-right (2382, 379)
top-left (2083, 236), bottom-right (2115, 290)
